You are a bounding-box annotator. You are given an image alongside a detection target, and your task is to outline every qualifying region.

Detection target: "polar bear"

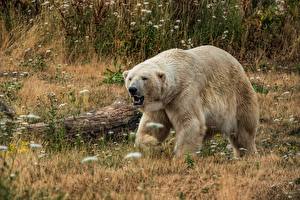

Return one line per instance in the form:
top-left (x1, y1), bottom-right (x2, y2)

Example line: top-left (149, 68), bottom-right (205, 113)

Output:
top-left (123, 45), bottom-right (259, 157)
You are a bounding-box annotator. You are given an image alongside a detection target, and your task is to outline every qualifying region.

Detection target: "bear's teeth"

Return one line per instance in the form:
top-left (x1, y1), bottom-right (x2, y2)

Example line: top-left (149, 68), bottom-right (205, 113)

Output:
top-left (132, 96), bottom-right (144, 105)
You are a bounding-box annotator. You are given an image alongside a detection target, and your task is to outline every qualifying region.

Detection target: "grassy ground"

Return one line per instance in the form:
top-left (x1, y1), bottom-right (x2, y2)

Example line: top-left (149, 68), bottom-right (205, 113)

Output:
top-left (0, 61), bottom-right (299, 199)
top-left (1, 1), bottom-right (299, 199)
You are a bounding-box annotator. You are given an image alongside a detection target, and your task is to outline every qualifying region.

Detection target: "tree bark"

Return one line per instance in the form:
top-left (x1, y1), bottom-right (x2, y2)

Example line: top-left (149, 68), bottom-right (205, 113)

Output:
top-left (27, 101), bottom-right (141, 140)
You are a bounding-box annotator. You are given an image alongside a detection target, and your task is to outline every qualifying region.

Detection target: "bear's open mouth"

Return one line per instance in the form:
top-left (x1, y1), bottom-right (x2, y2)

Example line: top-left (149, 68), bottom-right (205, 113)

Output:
top-left (132, 95), bottom-right (144, 106)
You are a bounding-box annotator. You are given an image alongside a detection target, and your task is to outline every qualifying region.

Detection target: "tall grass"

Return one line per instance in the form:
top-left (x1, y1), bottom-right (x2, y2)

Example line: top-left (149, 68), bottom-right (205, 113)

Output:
top-left (1, 0), bottom-right (299, 65)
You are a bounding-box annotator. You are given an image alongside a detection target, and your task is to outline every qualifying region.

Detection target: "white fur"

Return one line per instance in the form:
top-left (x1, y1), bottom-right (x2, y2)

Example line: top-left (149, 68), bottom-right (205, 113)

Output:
top-left (124, 45), bottom-right (259, 157)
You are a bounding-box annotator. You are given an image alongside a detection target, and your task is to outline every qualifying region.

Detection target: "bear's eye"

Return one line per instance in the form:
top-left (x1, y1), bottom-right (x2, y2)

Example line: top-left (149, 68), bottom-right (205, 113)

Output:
top-left (128, 77), bottom-right (132, 81)
top-left (141, 76), bottom-right (148, 81)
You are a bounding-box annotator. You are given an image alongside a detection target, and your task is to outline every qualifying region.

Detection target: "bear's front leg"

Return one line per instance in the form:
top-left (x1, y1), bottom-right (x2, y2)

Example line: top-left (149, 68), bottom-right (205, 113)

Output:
top-left (166, 94), bottom-right (207, 157)
top-left (173, 118), bottom-right (207, 157)
top-left (135, 110), bottom-right (172, 149)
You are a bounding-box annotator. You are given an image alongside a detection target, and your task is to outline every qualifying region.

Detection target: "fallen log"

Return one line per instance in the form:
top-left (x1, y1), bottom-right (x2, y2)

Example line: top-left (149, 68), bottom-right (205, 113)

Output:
top-left (0, 100), bottom-right (16, 119)
top-left (27, 101), bottom-right (142, 139)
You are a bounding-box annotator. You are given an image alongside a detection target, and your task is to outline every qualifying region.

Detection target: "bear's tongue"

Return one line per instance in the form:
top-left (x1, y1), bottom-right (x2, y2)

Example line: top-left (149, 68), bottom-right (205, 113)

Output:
top-left (133, 96), bottom-right (144, 106)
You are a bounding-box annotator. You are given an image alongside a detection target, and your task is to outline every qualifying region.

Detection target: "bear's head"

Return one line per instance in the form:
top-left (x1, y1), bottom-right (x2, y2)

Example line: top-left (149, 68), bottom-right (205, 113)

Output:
top-left (123, 64), bottom-right (166, 111)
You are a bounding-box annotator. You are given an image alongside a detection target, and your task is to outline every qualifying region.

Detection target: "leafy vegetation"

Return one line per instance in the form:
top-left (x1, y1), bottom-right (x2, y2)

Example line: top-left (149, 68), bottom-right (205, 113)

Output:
top-left (0, 0), bottom-right (299, 65)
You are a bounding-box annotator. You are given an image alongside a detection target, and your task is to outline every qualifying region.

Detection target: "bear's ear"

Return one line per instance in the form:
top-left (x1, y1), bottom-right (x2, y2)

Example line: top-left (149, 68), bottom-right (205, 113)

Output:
top-left (156, 71), bottom-right (166, 82)
top-left (123, 70), bottom-right (129, 79)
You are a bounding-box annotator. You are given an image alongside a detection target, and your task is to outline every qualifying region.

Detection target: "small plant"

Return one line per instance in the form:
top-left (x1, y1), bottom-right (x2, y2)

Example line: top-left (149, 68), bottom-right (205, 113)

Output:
top-left (294, 177), bottom-right (300, 185)
top-left (20, 54), bottom-right (48, 71)
top-left (50, 65), bottom-right (71, 85)
top-left (0, 80), bottom-right (23, 101)
top-left (45, 93), bottom-right (67, 151)
top-left (197, 134), bottom-right (231, 158)
top-left (178, 192), bottom-right (186, 200)
top-left (201, 187), bottom-right (209, 193)
top-left (0, 158), bottom-right (17, 200)
top-left (252, 83), bottom-right (269, 94)
top-left (184, 153), bottom-right (195, 169)
top-left (103, 65), bottom-right (124, 84)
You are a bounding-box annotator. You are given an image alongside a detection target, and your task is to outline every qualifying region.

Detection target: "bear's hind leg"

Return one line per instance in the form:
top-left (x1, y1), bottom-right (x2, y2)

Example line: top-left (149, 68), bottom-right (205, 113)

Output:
top-left (174, 118), bottom-right (207, 157)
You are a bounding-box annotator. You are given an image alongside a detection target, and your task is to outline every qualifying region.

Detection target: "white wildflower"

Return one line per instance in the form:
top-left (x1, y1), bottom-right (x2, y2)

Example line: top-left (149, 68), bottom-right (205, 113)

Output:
top-left (130, 132), bottom-right (136, 136)
top-left (26, 113), bottom-right (41, 120)
top-left (81, 155), bottom-right (98, 163)
top-left (130, 22), bottom-right (136, 26)
top-left (175, 19), bottom-right (181, 23)
top-left (153, 25), bottom-right (159, 29)
top-left (146, 122), bottom-right (164, 129)
top-left (281, 91), bottom-right (290, 96)
top-left (38, 153), bottom-right (46, 158)
top-left (0, 145), bottom-right (8, 151)
top-left (29, 143), bottom-right (42, 149)
top-left (174, 25), bottom-right (179, 29)
top-left (41, 1), bottom-right (50, 6)
top-left (289, 117), bottom-right (294, 122)
top-left (46, 49), bottom-right (51, 53)
top-left (206, 3), bottom-right (212, 9)
top-left (58, 103), bottom-right (67, 108)
top-left (62, 4), bottom-right (70, 9)
top-left (226, 144), bottom-right (232, 150)
top-left (108, 131), bottom-right (114, 135)
top-left (124, 152), bottom-right (142, 159)
top-left (79, 89), bottom-right (89, 95)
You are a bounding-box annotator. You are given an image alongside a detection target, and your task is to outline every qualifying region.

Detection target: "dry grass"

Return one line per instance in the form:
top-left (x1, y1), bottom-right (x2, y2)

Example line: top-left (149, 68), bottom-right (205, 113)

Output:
top-left (5, 150), bottom-right (299, 200)
top-left (0, 61), bottom-right (299, 199)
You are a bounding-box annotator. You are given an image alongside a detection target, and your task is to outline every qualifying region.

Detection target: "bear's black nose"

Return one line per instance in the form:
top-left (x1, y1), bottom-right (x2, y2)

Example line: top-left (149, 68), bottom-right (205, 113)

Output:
top-left (128, 87), bottom-right (137, 95)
